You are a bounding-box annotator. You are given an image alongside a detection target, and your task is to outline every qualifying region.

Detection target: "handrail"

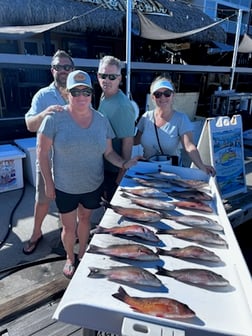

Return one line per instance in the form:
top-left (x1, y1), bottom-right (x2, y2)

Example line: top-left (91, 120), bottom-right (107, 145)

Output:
top-left (0, 53), bottom-right (251, 74)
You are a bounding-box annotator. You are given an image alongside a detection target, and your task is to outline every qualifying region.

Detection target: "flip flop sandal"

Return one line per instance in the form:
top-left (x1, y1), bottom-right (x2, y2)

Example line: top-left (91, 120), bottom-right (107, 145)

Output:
top-left (63, 261), bottom-right (75, 279)
top-left (22, 235), bottom-right (43, 255)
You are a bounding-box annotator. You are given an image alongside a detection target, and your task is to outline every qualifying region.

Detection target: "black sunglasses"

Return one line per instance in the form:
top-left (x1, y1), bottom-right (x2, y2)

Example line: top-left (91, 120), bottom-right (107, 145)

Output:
top-left (98, 73), bottom-right (120, 81)
top-left (153, 90), bottom-right (173, 98)
top-left (52, 64), bottom-right (73, 72)
top-left (70, 88), bottom-right (93, 97)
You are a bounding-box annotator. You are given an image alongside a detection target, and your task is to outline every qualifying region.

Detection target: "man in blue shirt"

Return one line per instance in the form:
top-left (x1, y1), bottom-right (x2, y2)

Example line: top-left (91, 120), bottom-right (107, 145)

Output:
top-left (23, 50), bottom-right (74, 254)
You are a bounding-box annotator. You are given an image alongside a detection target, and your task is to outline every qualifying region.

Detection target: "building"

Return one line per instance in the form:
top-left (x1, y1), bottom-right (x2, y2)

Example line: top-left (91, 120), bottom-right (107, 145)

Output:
top-left (0, 0), bottom-right (251, 141)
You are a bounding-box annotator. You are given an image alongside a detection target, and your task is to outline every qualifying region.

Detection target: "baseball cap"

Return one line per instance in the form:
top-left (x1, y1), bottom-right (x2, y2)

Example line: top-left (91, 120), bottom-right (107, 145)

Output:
top-left (151, 80), bottom-right (174, 94)
top-left (67, 70), bottom-right (92, 90)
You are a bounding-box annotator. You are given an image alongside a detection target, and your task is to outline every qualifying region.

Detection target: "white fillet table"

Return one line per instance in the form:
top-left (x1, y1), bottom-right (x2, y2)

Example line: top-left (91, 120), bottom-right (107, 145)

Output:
top-left (53, 162), bottom-right (252, 336)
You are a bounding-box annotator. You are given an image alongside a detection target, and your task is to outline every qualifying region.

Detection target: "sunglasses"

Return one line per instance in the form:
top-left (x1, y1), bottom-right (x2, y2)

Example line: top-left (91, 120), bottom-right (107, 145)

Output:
top-left (69, 88), bottom-right (93, 97)
top-left (153, 90), bottom-right (173, 98)
top-left (52, 64), bottom-right (73, 72)
top-left (98, 73), bottom-right (120, 81)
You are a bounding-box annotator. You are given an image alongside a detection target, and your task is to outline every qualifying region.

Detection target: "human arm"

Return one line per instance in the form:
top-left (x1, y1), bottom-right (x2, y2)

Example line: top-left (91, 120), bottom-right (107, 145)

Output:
top-left (26, 105), bottom-right (64, 132)
top-left (104, 139), bottom-right (141, 170)
top-left (181, 132), bottom-right (216, 176)
top-left (37, 132), bottom-right (55, 199)
top-left (134, 129), bottom-right (142, 145)
top-left (115, 136), bottom-right (134, 184)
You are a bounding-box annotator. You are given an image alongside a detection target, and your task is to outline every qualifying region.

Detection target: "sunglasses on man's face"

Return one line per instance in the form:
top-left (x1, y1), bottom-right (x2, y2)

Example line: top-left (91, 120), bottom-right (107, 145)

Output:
top-left (153, 90), bottom-right (173, 99)
top-left (52, 64), bottom-right (73, 72)
top-left (69, 88), bottom-right (93, 97)
top-left (98, 73), bottom-right (120, 81)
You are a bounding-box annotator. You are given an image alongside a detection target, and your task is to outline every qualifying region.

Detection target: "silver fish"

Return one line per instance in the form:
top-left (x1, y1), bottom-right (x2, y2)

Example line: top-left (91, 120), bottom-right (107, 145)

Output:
top-left (112, 286), bottom-right (196, 319)
top-left (157, 246), bottom-right (221, 263)
top-left (169, 190), bottom-right (212, 201)
top-left (88, 266), bottom-right (163, 287)
top-left (120, 186), bottom-right (168, 198)
top-left (161, 213), bottom-right (223, 232)
top-left (100, 198), bottom-right (162, 223)
top-left (87, 243), bottom-right (160, 261)
top-left (131, 177), bottom-right (172, 189)
top-left (157, 227), bottom-right (228, 248)
top-left (156, 266), bottom-right (229, 287)
top-left (121, 192), bottom-right (176, 211)
top-left (136, 171), bottom-right (181, 180)
top-left (92, 224), bottom-right (161, 243)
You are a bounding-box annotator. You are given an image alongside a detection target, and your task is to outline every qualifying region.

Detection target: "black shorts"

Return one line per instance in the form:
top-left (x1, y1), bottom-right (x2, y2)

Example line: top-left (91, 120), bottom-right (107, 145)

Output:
top-left (55, 183), bottom-right (104, 214)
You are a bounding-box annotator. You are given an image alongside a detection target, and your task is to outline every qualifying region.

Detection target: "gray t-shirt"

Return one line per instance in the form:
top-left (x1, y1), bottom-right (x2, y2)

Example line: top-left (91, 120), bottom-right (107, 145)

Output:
top-left (38, 107), bottom-right (115, 194)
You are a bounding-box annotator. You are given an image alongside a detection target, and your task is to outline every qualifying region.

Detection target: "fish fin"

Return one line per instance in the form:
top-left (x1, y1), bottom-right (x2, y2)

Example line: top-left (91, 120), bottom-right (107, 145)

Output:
top-left (112, 286), bottom-right (128, 302)
top-left (87, 267), bottom-right (105, 278)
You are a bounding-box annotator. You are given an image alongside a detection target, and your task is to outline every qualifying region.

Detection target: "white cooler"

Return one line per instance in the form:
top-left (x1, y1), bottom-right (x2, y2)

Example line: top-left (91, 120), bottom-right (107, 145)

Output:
top-left (0, 144), bottom-right (26, 192)
top-left (14, 137), bottom-right (37, 187)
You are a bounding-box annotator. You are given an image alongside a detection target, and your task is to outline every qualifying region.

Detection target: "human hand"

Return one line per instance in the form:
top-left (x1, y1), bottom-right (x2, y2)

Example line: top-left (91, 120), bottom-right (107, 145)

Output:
top-left (123, 155), bottom-right (144, 170)
top-left (203, 165), bottom-right (216, 177)
top-left (45, 105), bottom-right (64, 116)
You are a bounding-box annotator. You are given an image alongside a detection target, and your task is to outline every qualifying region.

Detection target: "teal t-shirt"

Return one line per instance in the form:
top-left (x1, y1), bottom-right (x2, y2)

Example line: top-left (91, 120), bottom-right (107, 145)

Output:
top-left (98, 90), bottom-right (135, 172)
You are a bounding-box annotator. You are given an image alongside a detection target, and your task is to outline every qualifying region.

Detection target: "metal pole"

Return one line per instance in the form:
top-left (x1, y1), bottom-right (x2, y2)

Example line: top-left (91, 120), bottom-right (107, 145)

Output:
top-left (126, 0), bottom-right (132, 98)
top-left (230, 9), bottom-right (243, 90)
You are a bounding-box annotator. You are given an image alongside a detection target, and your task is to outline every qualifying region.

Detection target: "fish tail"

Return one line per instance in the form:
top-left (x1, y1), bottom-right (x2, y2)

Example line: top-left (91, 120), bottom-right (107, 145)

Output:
top-left (120, 192), bottom-right (131, 199)
top-left (100, 197), bottom-right (112, 209)
top-left (87, 267), bottom-right (106, 278)
top-left (156, 229), bottom-right (170, 235)
top-left (156, 266), bottom-right (170, 276)
top-left (156, 248), bottom-right (168, 256)
top-left (86, 244), bottom-right (101, 254)
top-left (112, 286), bottom-right (129, 303)
top-left (160, 211), bottom-right (172, 219)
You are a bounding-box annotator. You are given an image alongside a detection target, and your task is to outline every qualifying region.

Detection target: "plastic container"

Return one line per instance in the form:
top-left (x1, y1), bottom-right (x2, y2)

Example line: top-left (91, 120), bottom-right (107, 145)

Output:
top-left (0, 144), bottom-right (26, 192)
top-left (14, 137), bottom-right (36, 187)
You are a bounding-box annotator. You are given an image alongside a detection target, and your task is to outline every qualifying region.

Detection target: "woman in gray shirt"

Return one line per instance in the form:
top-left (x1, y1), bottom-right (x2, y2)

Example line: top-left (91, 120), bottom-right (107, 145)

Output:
top-left (37, 70), bottom-right (140, 279)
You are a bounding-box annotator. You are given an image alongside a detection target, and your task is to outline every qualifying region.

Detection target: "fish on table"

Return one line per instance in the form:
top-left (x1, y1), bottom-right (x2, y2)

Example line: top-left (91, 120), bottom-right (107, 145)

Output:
top-left (112, 286), bottom-right (196, 319)
top-left (168, 189), bottom-right (213, 201)
top-left (169, 178), bottom-right (209, 190)
top-left (87, 243), bottom-right (160, 261)
top-left (135, 171), bottom-right (181, 180)
top-left (120, 186), bottom-right (168, 198)
top-left (87, 265), bottom-right (163, 287)
top-left (161, 213), bottom-right (223, 232)
top-left (156, 266), bottom-right (229, 287)
top-left (100, 198), bottom-right (162, 223)
top-left (157, 227), bottom-right (228, 248)
top-left (129, 177), bottom-right (173, 189)
top-left (121, 192), bottom-right (176, 211)
top-left (170, 200), bottom-right (214, 213)
top-left (157, 245), bottom-right (222, 263)
top-left (92, 224), bottom-right (161, 243)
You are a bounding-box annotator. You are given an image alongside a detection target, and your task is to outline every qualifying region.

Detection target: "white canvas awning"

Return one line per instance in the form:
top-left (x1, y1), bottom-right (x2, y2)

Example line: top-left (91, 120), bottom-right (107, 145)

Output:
top-left (238, 33), bottom-right (252, 53)
top-left (137, 10), bottom-right (228, 40)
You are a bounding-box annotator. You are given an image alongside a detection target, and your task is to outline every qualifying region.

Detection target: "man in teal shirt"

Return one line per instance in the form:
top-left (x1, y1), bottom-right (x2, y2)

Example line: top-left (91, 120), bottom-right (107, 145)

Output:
top-left (97, 55), bottom-right (135, 201)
